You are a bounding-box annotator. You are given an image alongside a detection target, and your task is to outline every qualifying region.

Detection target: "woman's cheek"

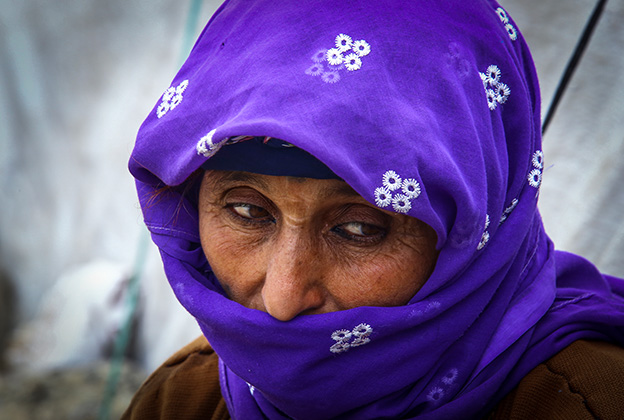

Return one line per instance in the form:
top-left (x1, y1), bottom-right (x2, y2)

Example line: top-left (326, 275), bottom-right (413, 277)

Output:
top-left (328, 250), bottom-right (421, 308)
top-left (200, 215), bottom-right (266, 296)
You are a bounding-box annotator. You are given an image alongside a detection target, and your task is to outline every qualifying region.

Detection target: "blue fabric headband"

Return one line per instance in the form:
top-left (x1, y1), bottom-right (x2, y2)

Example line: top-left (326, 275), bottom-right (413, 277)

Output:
top-left (201, 137), bottom-right (340, 179)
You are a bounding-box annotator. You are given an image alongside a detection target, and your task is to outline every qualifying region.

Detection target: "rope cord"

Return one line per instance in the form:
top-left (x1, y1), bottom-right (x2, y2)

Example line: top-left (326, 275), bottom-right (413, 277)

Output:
top-left (98, 1), bottom-right (204, 418)
top-left (542, 0), bottom-right (608, 135)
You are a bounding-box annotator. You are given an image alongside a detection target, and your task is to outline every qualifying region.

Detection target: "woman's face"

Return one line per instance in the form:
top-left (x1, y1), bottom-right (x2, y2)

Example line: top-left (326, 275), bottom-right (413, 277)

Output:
top-left (199, 170), bottom-right (438, 321)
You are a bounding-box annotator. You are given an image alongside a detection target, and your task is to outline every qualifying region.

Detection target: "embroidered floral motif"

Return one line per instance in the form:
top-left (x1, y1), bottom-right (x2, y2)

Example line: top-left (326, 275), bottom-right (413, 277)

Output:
top-left (196, 129), bottom-right (222, 158)
top-left (528, 168), bottom-right (542, 188)
top-left (374, 170), bottom-right (421, 214)
top-left (402, 178), bottom-right (422, 198)
top-left (156, 80), bottom-right (188, 118)
top-left (330, 323), bottom-right (373, 354)
top-left (532, 150), bottom-right (544, 169)
top-left (392, 194), bottom-right (412, 213)
top-left (305, 34), bottom-right (371, 83)
top-left (479, 65), bottom-right (510, 111)
top-left (477, 214), bottom-right (491, 250)
top-left (499, 198), bottom-right (519, 224)
top-left (442, 368), bottom-right (459, 385)
top-left (427, 387), bottom-right (444, 402)
top-left (312, 49), bottom-right (328, 62)
top-left (495, 7), bottom-right (508, 22)
top-left (382, 170), bottom-right (402, 191)
top-left (495, 7), bottom-right (517, 41)
top-left (353, 40), bottom-right (371, 57)
top-left (527, 150), bottom-right (544, 189)
top-left (305, 63), bottom-right (324, 76)
top-left (374, 186), bottom-right (392, 207)
top-left (408, 300), bottom-right (441, 319)
top-left (335, 33), bottom-right (353, 52)
top-left (321, 71), bottom-right (341, 84)
top-left (327, 48), bottom-right (344, 65)
top-left (344, 53), bottom-right (362, 71)
top-left (485, 65), bottom-right (501, 85)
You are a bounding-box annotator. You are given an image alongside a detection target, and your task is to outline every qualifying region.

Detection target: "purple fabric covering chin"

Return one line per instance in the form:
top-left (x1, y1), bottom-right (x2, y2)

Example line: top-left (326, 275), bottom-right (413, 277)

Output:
top-left (129, 0), bottom-right (624, 418)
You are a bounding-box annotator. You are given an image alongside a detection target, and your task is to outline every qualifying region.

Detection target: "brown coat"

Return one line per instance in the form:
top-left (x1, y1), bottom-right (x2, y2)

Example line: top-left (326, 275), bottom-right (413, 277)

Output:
top-left (123, 338), bottom-right (624, 420)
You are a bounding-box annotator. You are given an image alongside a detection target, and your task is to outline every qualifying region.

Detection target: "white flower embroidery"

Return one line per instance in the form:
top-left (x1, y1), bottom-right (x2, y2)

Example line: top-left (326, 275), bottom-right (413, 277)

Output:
top-left (477, 231), bottom-right (490, 250)
top-left (532, 150), bottom-right (544, 169)
top-left (486, 89), bottom-right (497, 111)
top-left (392, 194), bottom-right (412, 214)
top-left (495, 83), bottom-right (510, 103)
top-left (374, 186), bottom-right (392, 207)
top-left (485, 65), bottom-right (501, 86)
top-left (375, 170), bottom-right (422, 214)
top-left (496, 7), bottom-right (508, 23)
top-left (350, 323), bottom-right (373, 347)
top-left (156, 80), bottom-right (189, 118)
top-left (479, 72), bottom-right (488, 89)
top-left (305, 63), bottom-right (324, 76)
top-left (196, 129), bottom-right (221, 158)
top-left (176, 79), bottom-right (189, 94)
top-left (330, 323), bottom-right (372, 354)
top-left (162, 87), bottom-right (176, 102)
top-left (479, 65), bottom-right (510, 111)
top-left (402, 178), bottom-right (421, 199)
top-left (353, 39), bottom-right (371, 57)
top-left (477, 214), bottom-right (491, 250)
top-left (426, 301), bottom-right (441, 312)
top-left (495, 7), bottom-right (517, 41)
top-left (528, 150), bottom-right (544, 189)
top-left (335, 33), bottom-right (353, 52)
top-left (344, 53), bottom-right (362, 71)
top-left (442, 368), bottom-right (459, 385)
top-left (321, 71), bottom-right (340, 84)
top-left (528, 168), bottom-right (542, 188)
top-left (306, 34), bottom-right (372, 83)
top-left (499, 198), bottom-right (519, 224)
top-left (311, 49), bottom-right (328, 63)
top-left (505, 24), bottom-right (518, 41)
top-left (326, 48), bottom-right (344, 66)
top-left (427, 387), bottom-right (444, 402)
top-left (331, 329), bottom-right (352, 342)
top-left (382, 170), bottom-right (402, 191)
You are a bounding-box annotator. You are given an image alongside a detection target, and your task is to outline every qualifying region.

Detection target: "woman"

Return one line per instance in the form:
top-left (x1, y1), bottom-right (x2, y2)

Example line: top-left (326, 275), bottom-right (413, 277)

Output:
top-left (125, 0), bottom-right (624, 418)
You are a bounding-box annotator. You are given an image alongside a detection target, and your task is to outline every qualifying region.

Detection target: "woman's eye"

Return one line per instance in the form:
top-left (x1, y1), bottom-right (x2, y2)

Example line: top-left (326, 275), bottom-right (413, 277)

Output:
top-left (229, 203), bottom-right (273, 221)
top-left (334, 222), bottom-right (385, 240)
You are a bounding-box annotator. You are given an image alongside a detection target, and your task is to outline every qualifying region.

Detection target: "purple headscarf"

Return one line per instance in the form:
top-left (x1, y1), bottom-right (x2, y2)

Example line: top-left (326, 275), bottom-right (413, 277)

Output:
top-left (130, 0), bottom-right (624, 418)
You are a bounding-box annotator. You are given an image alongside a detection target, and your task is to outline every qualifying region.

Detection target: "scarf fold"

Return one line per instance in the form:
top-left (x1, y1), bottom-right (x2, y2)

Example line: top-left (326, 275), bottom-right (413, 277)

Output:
top-left (130, 0), bottom-right (624, 418)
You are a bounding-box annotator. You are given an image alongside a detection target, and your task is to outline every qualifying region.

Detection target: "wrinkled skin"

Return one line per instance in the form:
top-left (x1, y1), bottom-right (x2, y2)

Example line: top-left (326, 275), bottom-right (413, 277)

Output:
top-left (198, 170), bottom-right (438, 321)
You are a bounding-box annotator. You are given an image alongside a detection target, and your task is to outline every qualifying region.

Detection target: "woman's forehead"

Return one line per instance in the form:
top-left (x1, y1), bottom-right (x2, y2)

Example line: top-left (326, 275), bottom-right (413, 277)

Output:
top-left (202, 170), bottom-right (362, 200)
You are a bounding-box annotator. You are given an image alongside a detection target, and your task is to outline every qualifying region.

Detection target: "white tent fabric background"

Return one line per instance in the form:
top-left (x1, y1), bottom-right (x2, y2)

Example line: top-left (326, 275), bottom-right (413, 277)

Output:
top-left (0, 0), bottom-right (622, 373)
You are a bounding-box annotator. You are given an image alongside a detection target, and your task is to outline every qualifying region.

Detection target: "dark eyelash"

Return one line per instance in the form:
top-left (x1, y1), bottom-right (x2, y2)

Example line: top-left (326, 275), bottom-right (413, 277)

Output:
top-left (225, 203), bottom-right (276, 225)
top-left (331, 223), bottom-right (387, 244)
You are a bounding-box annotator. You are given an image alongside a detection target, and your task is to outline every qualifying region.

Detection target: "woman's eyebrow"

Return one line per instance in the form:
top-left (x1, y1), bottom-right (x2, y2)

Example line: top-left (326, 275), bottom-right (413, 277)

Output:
top-left (207, 171), bottom-right (270, 190)
top-left (325, 183), bottom-right (362, 199)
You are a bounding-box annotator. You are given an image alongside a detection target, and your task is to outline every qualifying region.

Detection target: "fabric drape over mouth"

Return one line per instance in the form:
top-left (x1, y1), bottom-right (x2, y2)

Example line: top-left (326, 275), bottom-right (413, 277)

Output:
top-left (129, 0), bottom-right (624, 418)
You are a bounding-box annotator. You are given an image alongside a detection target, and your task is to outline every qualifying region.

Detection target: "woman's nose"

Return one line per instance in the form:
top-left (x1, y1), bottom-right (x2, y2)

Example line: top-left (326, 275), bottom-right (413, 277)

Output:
top-left (261, 230), bottom-right (325, 321)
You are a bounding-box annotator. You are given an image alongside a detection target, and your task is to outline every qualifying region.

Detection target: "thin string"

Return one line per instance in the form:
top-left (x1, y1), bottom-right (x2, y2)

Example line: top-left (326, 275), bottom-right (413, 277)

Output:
top-left (542, 0), bottom-right (608, 135)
